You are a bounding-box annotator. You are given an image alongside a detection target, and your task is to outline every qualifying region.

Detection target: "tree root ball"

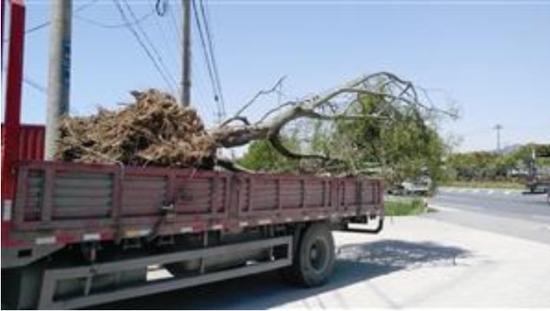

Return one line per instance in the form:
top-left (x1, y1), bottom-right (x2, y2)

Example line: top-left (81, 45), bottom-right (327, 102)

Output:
top-left (56, 89), bottom-right (217, 168)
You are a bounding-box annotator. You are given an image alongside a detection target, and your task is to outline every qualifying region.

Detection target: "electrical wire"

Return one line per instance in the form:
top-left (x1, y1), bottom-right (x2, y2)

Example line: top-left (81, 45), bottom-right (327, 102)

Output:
top-left (23, 76), bottom-right (47, 94)
top-left (191, 0), bottom-right (225, 121)
top-left (183, 0), bottom-right (217, 121)
top-left (75, 10), bottom-right (155, 29)
top-left (155, 0), bottom-right (169, 16)
top-left (192, 51), bottom-right (218, 120)
top-left (122, 0), bottom-right (178, 91)
top-left (191, 0), bottom-right (219, 116)
top-left (2, 0), bottom-right (99, 41)
top-left (1, 67), bottom-right (47, 95)
top-left (167, 0), bottom-right (183, 44)
top-left (198, 0), bottom-right (225, 117)
top-left (112, 0), bottom-right (176, 92)
top-left (147, 0), bottom-right (180, 71)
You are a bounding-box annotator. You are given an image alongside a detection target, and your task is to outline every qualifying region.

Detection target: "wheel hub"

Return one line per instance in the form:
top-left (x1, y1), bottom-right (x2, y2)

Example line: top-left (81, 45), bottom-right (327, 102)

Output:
top-left (309, 239), bottom-right (328, 271)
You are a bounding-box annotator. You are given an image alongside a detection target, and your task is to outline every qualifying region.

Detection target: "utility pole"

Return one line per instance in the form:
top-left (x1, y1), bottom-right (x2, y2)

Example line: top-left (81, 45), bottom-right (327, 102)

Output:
top-left (493, 124), bottom-right (503, 153)
top-left (45, 0), bottom-right (72, 159)
top-left (181, 0), bottom-right (191, 107)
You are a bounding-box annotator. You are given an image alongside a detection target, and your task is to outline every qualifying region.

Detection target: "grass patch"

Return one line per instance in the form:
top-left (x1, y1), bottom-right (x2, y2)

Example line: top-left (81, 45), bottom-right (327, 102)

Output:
top-left (441, 180), bottom-right (524, 189)
top-left (384, 198), bottom-right (429, 216)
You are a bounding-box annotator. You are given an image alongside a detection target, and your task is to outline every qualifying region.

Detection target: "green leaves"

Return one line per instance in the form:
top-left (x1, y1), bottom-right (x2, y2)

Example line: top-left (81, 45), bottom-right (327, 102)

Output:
top-left (446, 144), bottom-right (550, 182)
top-left (237, 137), bottom-right (300, 173)
top-left (237, 91), bottom-right (447, 187)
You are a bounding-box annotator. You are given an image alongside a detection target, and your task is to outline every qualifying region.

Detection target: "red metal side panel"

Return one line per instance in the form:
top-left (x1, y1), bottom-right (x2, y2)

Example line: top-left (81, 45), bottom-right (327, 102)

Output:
top-left (236, 174), bottom-right (341, 223)
top-left (121, 174), bottom-right (167, 217)
top-left (280, 179), bottom-right (302, 210)
top-left (19, 125), bottom-right (45, 160)
top-left (174, 175), bottom-right (226, 215)
top-left (305, 180), bottom-right (325, 208)
top-left (2, 1), bottom-right (26, 247)
top-left (248, 177), bottom-right (277, 211)
top-left (7, 161), bottom-right (384, 247)
top-left (1, 124), bottom-right (45, 161)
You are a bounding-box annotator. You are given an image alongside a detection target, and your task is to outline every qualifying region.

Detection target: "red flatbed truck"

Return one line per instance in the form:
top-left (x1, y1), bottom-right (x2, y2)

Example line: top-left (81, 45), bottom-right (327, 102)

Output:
top-left (1, 1), bottom-right (384, 309)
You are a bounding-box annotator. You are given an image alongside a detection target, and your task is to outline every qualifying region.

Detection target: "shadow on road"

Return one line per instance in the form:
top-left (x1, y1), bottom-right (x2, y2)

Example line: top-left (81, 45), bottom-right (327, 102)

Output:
top-left (97, 239), bottom-right (469, 310)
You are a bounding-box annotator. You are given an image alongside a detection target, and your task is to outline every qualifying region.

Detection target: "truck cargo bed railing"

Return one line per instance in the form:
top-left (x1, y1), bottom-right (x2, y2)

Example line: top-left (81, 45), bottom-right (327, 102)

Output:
top-left (6, 161), bottom-right (383, 248)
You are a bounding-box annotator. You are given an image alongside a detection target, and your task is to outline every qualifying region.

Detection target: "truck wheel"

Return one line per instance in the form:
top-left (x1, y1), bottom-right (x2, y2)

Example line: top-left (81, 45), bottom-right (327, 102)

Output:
top-left (283, 222), bottom-right (335, 287)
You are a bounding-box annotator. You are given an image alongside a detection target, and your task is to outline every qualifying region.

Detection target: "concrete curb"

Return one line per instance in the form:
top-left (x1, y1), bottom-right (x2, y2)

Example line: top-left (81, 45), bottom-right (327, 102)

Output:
top-left (438, 187), bottom-right (523, 196)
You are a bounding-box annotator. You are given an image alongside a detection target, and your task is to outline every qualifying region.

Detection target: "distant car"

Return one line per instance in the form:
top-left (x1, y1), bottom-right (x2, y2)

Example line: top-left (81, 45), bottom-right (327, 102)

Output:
top-left (389, 177), bottom-right (432, 196)
top-left (526, 176), bottom-right (550, 193)
top-left (525, 157), bottom-right (550, 193)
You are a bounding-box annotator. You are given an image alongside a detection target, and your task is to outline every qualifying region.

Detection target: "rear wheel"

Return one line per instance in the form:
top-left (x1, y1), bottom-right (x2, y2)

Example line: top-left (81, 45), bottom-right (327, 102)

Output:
top-left (282, 222), bottom-right (335, 287)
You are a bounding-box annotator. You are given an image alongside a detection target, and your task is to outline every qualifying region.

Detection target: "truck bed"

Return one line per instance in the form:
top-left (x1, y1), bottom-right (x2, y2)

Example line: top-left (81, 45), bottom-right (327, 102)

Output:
top-left (4, 161), bottom-right (383, 248)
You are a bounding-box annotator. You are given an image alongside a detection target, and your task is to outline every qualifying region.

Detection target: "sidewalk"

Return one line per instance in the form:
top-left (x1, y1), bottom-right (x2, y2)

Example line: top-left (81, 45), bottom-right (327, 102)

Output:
top-left (279, 216), bottom-right (550, 308)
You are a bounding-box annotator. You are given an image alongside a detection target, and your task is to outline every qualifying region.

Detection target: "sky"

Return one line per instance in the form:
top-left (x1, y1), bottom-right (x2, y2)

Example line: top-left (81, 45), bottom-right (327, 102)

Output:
top-left (4, 0), bottom-right (550, 152)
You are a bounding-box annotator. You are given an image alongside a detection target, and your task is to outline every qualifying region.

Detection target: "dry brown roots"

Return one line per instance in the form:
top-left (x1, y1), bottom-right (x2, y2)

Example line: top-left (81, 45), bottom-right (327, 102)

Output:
top-left (56, 89), bottom-right (217, 168)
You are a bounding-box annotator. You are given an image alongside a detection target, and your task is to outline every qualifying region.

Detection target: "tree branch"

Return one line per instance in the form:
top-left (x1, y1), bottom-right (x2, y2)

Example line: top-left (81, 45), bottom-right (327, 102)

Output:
top-left (268, 135), bottom-right (332, 161)
top-left (220, 76), bottom-right (286, 127)
top-left (210, 71), bottom-right (456, 166)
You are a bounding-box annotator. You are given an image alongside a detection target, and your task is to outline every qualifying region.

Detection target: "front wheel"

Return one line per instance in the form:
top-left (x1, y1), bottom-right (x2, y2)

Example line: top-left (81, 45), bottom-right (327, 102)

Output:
top-left (282, 222), bottom-right (335, 287)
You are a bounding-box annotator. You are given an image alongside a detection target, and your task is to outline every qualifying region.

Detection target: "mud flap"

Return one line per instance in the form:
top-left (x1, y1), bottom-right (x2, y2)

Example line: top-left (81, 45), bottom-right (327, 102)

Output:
top-left (344, 217), bottom-right (384, 234)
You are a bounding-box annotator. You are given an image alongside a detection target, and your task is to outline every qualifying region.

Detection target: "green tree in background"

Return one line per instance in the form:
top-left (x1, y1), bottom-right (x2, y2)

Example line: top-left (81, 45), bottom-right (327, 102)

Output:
top-left (445, 143), bottom-right (550, 183)
top-left (237, 135), bottom-right (300, 172)
top-left (330, 92), bottom-right (446, 186)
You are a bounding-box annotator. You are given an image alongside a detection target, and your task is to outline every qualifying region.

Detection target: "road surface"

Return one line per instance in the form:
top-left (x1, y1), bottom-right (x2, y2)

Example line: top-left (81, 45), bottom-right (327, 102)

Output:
top-left (429, 187), bottom-right (550, 245)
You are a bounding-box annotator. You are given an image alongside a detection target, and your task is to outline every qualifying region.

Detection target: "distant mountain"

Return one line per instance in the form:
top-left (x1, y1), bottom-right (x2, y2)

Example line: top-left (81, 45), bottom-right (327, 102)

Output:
top-left (498, 144), bottom-right (522, 155)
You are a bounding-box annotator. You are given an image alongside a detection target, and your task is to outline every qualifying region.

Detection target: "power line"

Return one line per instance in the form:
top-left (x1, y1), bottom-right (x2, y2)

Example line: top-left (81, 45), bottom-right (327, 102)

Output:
top-left (75, 10), bottom-right (155, 29)
top-left (198, 0), bottom-right (225, 117)
top-left (191, 53), bottom-right (218, 119)
top-left (191, 0), bottom-right (218, 104)
top-left (112, 0), bottom-right (176, 92)
top-left (182, 1), bottom-right (215, 120)
top-left (22, 21), bottom-right (50, 35)
top-left (2, 67), bottom-right (47, 95)
top-left (191, 0), bottom-right (225, 121)
top-left (147, 0), bottom-right (181, 74)
top-left (2, 0), bottom-right (99, 42)
top-left (122, 0), bottom-right (178, 91)
top-left (24, 76), bottom-right (47, 94)
top-left (165, 0), bottom-right (211, 116)
top-left (154, 0), bottom-right (169, 16)
top-left (167, 0), bottom-right (183, 44)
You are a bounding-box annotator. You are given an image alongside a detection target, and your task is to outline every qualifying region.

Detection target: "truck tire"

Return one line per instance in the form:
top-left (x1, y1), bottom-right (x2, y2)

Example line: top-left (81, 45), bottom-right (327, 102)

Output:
top-left (283, 222), bottom-right (335, 287)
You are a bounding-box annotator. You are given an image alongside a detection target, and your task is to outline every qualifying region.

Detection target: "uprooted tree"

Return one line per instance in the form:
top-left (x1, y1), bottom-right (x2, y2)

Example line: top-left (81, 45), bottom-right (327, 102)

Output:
top-left (57, 71), bottom-right (456, 180)
top-left (236, 74), bottom-right (452, 185)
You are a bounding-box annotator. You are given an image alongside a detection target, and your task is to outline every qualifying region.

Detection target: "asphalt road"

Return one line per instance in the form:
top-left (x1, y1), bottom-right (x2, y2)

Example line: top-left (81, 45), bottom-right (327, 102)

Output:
top-left (428, 187), bottom-right (550, 245)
